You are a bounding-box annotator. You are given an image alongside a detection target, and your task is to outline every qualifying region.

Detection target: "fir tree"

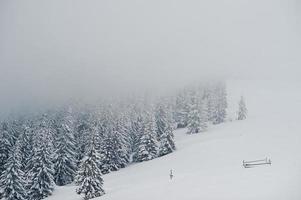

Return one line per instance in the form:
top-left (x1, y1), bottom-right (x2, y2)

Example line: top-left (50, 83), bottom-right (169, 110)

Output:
top-left (237, 96), bottom-right (247, 120)
top-left (97, 109), bottom-right (124, 174)
top-left (129, 114), bottom-right (144, 159)
top-left (0, 142), bottom-right (27, 200)
top-left (54, 123), bottom-right (77, 186)
top-left (187, 96), bottom-right (202, 134)
top-left (27, 119), bottom-right (55, 200)
top-left (206, 90), bottom-right (215, 123)
top-left (7, 120), bottom-right (23, 144)
top-left (0, 122), bottom-right (15, 174)
top-left (75, 113), bottom-right (93, 165)
top-left (98, 134), bottom-right (118, 174)
top-left (155, 103), bottom-right (176, 157)
top-left (199, 100), bottom-right (209, 132)
top-left (18, 124), bottom-right (34, 173)
top-left (114, 117), bottom-right (130, 168)
top-left (174, 91), bottom-right (189, 128)
top-left (75, 142), bottom-right (105, 200)
top-left (211, 83), bottom-right (227, 124)
top-left (98, 125), bottom-right (127, 174)
top-left (134, 112), bottom-right (158, 162)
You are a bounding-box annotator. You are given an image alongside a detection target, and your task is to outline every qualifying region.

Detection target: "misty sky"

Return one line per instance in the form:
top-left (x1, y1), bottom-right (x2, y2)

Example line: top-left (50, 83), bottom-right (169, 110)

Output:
top-left (0, 0), bottom-right (300, 116)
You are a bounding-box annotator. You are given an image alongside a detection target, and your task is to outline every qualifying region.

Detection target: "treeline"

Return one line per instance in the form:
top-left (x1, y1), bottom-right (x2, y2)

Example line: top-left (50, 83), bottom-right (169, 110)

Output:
top-left (0, 81), bottom-right (227, 200)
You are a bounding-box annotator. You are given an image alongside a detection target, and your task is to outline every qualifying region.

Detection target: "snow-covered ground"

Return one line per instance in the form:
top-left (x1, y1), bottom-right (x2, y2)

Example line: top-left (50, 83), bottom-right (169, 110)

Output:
top-left (47, 80), bottom-right (301, 200)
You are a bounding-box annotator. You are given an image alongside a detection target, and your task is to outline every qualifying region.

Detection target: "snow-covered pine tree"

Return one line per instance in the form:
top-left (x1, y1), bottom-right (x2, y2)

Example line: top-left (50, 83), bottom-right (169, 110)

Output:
top-left (198, 100), bottom-right (209, 132)
top-left (237, 96), bottom-right (247, 120)
top-left (98, 134), bottom-right (117, 174)
top-left (155, 103), bottom-right (176, 157)
top-left (75, 112), bottom-right (93, 165)
top-left (75, 140), bottom-right (105, 200)
top-left (0, 141), bottom-right (27, 200)
top-left (201, 97), bottom-right (210, 122)
top-left (54, 123), bottom-right (77, 186)
top-left (8, 120), bottom-right (23, 144)
top-left (18, 123), bottom-right (34, 173)
top-left (129, 113), bottom-right (144, 161)
top-left (211, 83), bottom-right (227, 124)
top-left (187, 95), bottom-right (202, 134)
top-left (0, 122), bottom-right (15, 175)
top-left (98, 121), bottom-right (128, 174)
top-left (134, 111), bottom-right (158, 162)
top-left (167, 99), bottom-right (178, 131)
top-left (114, 116), bottom-right (130, 168)
top-left (127, 101), bottom-right (144, 155)
top-left (27, 119), bottom-right (55, 200)
top-left (97, 108), bottom-right (124, 174)
top-left (206, 89), bottom-right (215, 123)
top-left (174, 91), bottom-right (189, 128)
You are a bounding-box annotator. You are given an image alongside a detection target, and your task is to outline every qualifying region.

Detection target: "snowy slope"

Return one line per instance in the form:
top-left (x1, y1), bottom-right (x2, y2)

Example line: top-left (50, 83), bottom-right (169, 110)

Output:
top-left (47, 80), bottom-right (301, 200)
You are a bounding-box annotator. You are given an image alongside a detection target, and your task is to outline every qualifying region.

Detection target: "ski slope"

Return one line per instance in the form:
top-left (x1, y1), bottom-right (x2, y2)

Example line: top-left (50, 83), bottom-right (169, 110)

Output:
top-left (47, 80), bottom-right (301, 200)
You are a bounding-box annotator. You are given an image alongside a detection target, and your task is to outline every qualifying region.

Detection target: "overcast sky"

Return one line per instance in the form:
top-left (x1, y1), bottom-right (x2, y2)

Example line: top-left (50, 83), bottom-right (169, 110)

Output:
top-left (0, 0), bottom-right (300, 116)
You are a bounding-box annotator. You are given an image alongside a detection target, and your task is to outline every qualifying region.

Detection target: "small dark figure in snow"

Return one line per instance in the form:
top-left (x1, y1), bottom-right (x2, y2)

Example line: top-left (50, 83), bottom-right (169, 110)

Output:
top-left (169, 169), bottom-right (174, 180)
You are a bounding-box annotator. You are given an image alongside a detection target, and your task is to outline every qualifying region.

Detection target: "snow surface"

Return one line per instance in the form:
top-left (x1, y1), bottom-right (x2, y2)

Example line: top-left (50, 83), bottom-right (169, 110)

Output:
top-left (47, 80), bottom-right (301, 200)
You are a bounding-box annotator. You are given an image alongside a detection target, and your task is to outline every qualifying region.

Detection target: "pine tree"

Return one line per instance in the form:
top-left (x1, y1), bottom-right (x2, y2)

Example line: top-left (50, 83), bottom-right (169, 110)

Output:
top-left (98, 119), bottom-right (129, 174)
top-left (114, 117), bottom-right (130, 168)
top-left (155, 103), bottom-right (176, 157)
top-left (134, 112), bottom-right (158, 162)
top-left (174, 91), bottom-right (189, 128)
top-left (0, 142), bottom-right (27, 200)
top-left (18, 124), bottom-right (34, 173)
top-left (75, 142), bottom-right (105, 200)
top-left (98, 134), bottom-right (119, 174)
top-left (27, 119), bottom-right (55, 200)
top-left (211, 83), bottom-right (227, 124)
top-left (237, 96), bottom-right (247, 120)
top-left (129, 114), bottom-right (144, 160)
top-left (0, 122), bottom-right (15, 174)
top-left (97, 109), bottom-right (125, 174)
top-left (8, 120), bottom-right (23, 144)
top-left (54, 123), bottom-right (77, 186)
top-left (206, 90), bottom-right (215, 123)
top-left (75, 113), bottom-right (93, 165)
top-left (199, 100), bottom-right (209, 132)
top-left (201, 97), bottom-right (210, 121)
top-left (187, 96), bottom-right (202, 134)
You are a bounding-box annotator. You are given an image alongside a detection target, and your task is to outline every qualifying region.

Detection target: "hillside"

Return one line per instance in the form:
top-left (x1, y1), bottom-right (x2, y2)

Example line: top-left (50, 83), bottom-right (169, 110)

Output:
top-left (47, 80), bottom-right (301, 200)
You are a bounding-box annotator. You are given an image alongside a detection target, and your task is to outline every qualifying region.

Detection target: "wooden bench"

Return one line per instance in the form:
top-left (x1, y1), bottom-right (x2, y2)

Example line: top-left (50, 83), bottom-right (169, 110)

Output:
top-left (243, 158), bottom-right (271, 168)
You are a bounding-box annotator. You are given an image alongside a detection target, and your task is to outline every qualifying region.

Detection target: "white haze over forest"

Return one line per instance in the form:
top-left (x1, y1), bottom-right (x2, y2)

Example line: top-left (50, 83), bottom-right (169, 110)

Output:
top-left (0, 0), bottom-right (300, 115)
top-left (1, 1), bottom-right (301, 200)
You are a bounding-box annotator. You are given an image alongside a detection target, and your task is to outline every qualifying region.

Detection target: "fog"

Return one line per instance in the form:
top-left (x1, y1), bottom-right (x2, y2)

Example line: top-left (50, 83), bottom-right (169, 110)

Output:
top-left (0, 0), bottom-right (300, 116)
